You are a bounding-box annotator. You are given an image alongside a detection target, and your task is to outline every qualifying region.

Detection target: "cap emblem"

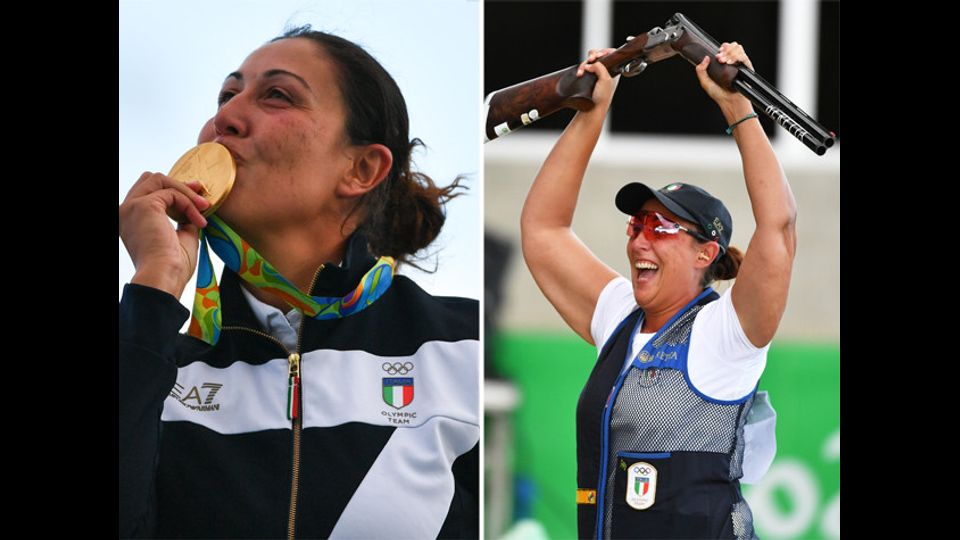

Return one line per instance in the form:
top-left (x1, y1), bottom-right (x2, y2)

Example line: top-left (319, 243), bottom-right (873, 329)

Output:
top-left (711, 217), bottom-right (724, 234)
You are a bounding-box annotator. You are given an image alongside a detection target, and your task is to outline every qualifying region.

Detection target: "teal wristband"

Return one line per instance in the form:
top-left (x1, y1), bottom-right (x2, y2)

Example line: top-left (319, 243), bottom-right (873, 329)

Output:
top-left (725, 112), bottom-right (758, 135)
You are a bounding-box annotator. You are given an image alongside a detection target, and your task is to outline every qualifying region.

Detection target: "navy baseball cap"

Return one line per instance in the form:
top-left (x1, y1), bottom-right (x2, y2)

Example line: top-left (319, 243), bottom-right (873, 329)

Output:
top-left (615, 182), bottom-right (732, 254)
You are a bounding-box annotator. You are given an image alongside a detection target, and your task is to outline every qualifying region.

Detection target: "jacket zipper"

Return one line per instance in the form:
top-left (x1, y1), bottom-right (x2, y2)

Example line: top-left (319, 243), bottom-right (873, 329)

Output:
top-left (220, 321), bottom-right (306, 540)
top-left (287, 350), bottom-right (302, 540)
top-left (287, 263), bottom-right (323, 539)
top-left (287, 296), bottom-right (314, 540)
top-left (225, 264), bottom-right (325, 540)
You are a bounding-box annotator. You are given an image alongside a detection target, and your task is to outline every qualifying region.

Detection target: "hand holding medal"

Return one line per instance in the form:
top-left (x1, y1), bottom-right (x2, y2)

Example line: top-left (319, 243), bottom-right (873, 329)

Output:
top-left (118, 143), bottom-right (235, 299)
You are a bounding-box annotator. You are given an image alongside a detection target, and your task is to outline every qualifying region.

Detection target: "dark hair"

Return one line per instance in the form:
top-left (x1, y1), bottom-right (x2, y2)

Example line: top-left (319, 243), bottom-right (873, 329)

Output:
top-left (272, 26), bottom-right (464, 265)
top-left (700, 245), bottom-right (744, 288)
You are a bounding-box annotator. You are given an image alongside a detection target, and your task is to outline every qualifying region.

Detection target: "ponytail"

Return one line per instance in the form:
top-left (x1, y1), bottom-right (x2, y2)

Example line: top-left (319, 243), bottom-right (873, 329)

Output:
top-left (360, 139), bottom-right (466, 263)
top-left (701, 245), bottom-right (744, 287)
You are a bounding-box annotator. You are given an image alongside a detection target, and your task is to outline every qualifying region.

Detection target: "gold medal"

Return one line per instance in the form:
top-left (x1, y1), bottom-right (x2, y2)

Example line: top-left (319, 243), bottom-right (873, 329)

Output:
top-left (168, 142), bottom-right (236, 216)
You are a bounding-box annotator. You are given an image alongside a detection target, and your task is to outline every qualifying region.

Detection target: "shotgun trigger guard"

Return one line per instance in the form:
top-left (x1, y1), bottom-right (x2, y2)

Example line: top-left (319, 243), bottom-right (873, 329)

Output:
top-left (621, 58), bottom-right (647, 77)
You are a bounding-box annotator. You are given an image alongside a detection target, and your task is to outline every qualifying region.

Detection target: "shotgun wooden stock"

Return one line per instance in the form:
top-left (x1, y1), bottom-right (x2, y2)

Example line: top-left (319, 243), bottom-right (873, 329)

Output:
top-left (483, 26), bottom-right (682, 141)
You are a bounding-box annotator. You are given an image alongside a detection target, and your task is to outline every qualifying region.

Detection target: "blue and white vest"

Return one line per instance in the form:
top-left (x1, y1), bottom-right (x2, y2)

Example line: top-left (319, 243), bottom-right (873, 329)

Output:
top-left (576, 288), bottom-right (758, 539)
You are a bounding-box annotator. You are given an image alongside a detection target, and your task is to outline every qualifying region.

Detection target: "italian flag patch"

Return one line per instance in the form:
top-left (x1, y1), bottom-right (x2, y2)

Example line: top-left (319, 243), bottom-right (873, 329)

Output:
top-left (382, 377), bottom-right (414, 409)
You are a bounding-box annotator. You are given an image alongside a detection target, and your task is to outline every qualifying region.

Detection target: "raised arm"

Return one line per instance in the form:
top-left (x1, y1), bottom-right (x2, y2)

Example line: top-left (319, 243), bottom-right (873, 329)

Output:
top-left (696, 43), bottom-right (798, 347)
top-left (520, 51), bottom-right (620, 344)
top-left (119, 143), bottom-right (210, 535)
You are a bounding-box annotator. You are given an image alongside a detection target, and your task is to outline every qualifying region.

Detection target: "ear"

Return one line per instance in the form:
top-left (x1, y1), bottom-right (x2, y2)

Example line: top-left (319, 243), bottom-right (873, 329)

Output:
top-left (337, 143), bottom-right (393, 198)
top-left (694, 242), bottom-right (722, 269)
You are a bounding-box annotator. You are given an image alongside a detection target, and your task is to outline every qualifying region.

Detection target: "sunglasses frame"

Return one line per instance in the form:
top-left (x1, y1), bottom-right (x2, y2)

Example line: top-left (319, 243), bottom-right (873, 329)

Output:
top-left (627, 211), bottom-right (713, 244)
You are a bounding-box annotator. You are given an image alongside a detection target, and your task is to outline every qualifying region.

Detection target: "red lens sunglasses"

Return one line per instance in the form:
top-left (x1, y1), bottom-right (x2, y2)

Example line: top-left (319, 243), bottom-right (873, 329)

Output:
top-left (627, 211), bottom-right (712, 243)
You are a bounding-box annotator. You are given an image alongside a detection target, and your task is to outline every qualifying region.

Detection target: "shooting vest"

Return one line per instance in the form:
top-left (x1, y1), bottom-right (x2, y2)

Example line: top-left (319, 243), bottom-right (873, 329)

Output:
top-left (576, 288), bottom-right (757, 539)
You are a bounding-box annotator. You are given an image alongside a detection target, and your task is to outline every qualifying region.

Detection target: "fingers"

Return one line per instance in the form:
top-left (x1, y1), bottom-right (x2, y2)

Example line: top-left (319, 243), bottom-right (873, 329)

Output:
top-left (121, 172), bottom-right (210, 231)
top-left (697, 55), bottom-right (710, 71)
top-left (715, 42), bottom-right (754, 70)
top-left (695, 55), bottom-right (712, 86)
top-left (582, 60), bottom-right (612, 81)
top-left (577, 47), bottom-right (617, 76)
top-left (120, 170), bottom-right (209, 297)
top-left (696, 49), bottom-right (753, 108)
top-left (715, 42), bottom-right (742, 64)
top-left (126, 171), bottom-right (211, 212)
top-left (581, 59), bottom-right (619, 106)
top-left (587, 48), bottom-right (616, 62)
top-left (157, 188), bottom-right (209, 228)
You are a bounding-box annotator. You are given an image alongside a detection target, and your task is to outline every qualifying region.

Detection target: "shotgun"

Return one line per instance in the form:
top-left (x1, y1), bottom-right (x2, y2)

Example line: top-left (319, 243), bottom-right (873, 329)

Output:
top-left (484, 12), bottom-right (836, 155)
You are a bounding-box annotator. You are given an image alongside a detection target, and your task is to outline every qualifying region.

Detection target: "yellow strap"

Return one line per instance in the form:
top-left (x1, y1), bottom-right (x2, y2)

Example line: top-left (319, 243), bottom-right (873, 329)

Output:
top-left (576, 489), bottom-right (597, 505)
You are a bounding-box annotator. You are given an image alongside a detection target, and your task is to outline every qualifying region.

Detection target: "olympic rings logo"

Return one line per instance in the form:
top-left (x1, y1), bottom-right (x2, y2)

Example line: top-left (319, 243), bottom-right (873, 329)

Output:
top-left (382, 362), bottom-right (414, 375)
top-left (633, 466), bottom-right (651, 475)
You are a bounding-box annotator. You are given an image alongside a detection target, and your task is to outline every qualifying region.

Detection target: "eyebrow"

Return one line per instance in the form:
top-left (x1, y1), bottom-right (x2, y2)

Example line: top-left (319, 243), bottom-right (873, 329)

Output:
top-left (224, 70), bottom-right (312, 91)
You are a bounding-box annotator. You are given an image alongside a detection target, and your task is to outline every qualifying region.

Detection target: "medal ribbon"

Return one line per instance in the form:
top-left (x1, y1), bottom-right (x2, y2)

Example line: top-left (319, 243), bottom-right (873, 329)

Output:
top-left (188, 215), bottom-right (395, 345)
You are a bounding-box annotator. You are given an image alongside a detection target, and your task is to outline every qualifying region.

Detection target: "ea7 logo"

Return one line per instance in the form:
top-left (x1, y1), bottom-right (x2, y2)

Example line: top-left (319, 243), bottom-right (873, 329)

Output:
top-left (170, 382), bottom-right (223, 412)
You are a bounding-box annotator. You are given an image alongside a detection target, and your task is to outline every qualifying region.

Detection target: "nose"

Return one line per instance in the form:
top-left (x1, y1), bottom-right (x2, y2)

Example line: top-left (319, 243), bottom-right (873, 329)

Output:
top-left (627, 221), bottom-right (654, 250)
top-left (213, 93), bottom-right (249, 138)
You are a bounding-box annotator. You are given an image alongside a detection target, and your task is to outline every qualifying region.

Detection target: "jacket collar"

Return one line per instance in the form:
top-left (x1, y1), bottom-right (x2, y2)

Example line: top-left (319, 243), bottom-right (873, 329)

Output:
top-left (219, 232), bottom-right (377, 329)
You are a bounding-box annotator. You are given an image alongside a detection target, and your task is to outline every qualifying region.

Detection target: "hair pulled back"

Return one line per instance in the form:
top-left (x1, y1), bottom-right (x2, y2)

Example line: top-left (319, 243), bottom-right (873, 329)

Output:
top-left (273, 26), bottom-right (464, 265)
top-left (700, 245), bottom-right (744, 288)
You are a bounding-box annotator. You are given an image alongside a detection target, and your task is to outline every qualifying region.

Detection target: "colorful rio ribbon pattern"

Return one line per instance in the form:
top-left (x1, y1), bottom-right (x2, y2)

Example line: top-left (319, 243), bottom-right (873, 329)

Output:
top-left (189, 215), bottom-right (395, 345)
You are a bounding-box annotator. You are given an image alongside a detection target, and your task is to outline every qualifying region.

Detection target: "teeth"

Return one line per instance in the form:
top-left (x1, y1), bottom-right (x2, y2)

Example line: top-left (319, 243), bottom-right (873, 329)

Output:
top-left (635, 261), bottom-right (658, 270)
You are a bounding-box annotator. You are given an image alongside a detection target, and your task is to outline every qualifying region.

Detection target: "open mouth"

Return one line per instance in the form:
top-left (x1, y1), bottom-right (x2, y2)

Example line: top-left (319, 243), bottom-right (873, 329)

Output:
top-left (634, 260), bottom-right (659, 281)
